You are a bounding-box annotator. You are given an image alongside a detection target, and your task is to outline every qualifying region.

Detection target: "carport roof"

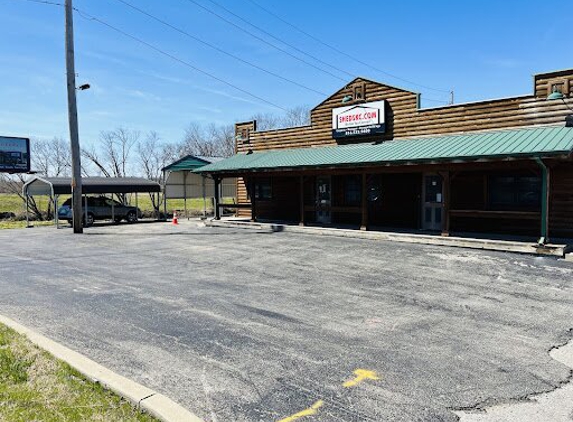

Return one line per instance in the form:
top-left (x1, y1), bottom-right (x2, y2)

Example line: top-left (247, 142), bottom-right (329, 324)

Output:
top-left (23, 177), bottom-right (161, 196)
top-left (162, 155), bottom-right (224, 172)
top-left (195, 125), bottom-right (573, 174)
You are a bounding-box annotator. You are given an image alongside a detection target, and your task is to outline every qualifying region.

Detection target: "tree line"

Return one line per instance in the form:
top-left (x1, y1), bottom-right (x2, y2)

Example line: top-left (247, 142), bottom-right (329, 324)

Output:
top-left (0, 106), bottom-right (310, 219)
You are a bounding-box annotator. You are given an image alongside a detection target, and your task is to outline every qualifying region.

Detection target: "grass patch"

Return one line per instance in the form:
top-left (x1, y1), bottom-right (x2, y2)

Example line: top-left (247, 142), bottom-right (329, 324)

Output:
top-left (0, 323), bottom-right (158, 422)
top-left (0, 193), bottom-right (220, 214)
top-left (0, 221), bottom-right (54, 230)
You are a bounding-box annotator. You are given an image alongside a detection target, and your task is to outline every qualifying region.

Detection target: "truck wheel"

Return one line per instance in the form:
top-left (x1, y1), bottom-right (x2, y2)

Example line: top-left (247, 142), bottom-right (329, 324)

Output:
top-left (126, 211), bottom-right (137, 223)
top-left (83, 213), bottom-right (95, 227)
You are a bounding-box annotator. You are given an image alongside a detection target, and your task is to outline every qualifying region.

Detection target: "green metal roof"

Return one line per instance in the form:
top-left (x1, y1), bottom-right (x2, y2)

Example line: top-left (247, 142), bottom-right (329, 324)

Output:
top-left (196, 126), bottom-right (573, 174)
top-left (162, 155), bottom-right (221, 172)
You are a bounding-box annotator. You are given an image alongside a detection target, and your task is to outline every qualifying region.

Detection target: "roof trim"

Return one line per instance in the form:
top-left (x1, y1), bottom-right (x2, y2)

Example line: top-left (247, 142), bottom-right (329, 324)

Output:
top-left (161, 154), bottom-right (213, 172)
top-left (196, 125), bottom-right (573, 175)
top-left (23, 176), bottom-right (161, 195)
top-left (310, 77), bottom-right (417, 112)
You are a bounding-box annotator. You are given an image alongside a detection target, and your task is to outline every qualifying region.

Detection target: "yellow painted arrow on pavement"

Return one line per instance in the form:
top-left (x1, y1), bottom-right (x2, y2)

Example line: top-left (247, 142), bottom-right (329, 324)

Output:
top-left (342, 369), bottom-right (380, 388)
top-left (277, 400), bottom-right (324, 422)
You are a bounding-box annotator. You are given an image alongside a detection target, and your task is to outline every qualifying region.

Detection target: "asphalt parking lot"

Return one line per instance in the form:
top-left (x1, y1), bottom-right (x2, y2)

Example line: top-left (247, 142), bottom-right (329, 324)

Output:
top-left (0, 222), bottom-right (572, 421)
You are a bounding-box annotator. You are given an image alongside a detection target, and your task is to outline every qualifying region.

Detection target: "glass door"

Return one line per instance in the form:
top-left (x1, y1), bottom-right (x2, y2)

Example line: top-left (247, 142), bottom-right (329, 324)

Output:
top-left (422, 174), bottom-right (443, 231)
top-left (316, 176), bottom-right (331, 224)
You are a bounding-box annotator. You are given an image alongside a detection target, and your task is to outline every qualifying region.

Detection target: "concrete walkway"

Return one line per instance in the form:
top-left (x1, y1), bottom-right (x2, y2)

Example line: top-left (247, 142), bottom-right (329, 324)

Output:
top-left (205, 219), bottom-right (569, 257)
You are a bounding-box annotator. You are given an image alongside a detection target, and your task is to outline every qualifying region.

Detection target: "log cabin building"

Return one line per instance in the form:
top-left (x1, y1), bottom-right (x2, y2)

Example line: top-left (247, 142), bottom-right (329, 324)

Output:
top-left (197, 68), bottom-right (573, 242)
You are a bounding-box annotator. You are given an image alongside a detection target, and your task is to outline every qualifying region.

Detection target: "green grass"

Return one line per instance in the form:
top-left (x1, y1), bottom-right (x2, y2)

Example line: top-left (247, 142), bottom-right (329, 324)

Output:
top-left (0, 221), bottom-right (54, 230)
top-left (0, 193), bottom-right (219, 214)
top-left (0, 323), bottom-right (158, 422)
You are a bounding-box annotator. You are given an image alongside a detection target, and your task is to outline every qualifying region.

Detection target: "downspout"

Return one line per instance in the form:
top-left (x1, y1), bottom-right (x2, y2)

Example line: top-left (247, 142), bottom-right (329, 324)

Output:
top-left (535, 158), bottom-right (549, 245)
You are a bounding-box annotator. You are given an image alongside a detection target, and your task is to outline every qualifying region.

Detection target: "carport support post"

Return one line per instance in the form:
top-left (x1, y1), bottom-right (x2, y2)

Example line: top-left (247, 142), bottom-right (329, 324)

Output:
top-left (183, 171), bottom-right (188, 219)
top-left (536, 158), bottom-right (550, 244)
top-left (360, 172), bottom-right (368, 231)
top-left (54, 194), bottom-right (59, 229)
top-left (135, 193), bottom-right (138, 221)
top-left (213, 176), bottom-right (221, 220)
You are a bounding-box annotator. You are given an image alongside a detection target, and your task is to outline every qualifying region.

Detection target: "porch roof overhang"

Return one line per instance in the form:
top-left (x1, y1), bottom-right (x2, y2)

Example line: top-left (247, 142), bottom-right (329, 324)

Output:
top-left (195, 125), bottom-right (573, 175)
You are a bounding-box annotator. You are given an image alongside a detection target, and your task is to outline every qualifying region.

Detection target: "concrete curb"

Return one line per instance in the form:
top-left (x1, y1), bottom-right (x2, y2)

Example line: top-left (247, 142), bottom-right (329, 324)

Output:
top-left (0, 314), bottom-right (203, 422)
top-left (205, 220), bottom-right (567, 257)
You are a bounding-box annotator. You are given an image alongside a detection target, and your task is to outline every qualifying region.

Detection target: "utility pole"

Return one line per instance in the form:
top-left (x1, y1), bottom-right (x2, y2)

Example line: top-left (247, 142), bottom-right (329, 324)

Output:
top-left (65, 0), bottom-right (83, 233)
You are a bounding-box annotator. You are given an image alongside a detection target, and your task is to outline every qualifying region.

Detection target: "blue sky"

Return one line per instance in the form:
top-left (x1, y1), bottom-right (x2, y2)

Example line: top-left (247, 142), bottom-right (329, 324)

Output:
top-left (1, 0), bottom-right (571, 147)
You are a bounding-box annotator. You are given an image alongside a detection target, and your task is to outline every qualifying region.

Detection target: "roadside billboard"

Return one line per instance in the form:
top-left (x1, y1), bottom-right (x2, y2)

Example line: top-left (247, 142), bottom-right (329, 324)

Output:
top-left (0, 136), bottom-right (30, 173)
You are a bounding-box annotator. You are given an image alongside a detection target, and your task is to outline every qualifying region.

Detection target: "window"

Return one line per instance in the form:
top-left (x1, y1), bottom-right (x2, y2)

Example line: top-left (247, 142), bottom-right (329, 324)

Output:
top-left (344, 176), bottom-right (361, 206)
top-left (551, 82), bottom-right (564, 94)
top-left (254, 178), bottom-right (272, 200)
top-left (547, 79), bottom-right (571, 97)
top-left (241, 128), bottom-right (250, 145)
top-left (353, 83), bottom-right (366, 101)
top-left (488, 175), bottom-right (541, 210)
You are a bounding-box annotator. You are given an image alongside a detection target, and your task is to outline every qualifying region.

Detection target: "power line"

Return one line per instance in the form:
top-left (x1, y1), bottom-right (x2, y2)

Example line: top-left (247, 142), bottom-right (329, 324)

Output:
top-left (113, 0), bottom-right (328, 97)
top-left (243, 0), bottom-right (451, 95)
top-left (5, 0), bottom-right (292, 111)
top-left (4, 0), bottom-right (63, 6)
top-left (6, 0), bottom-right (452, 107)
top-left (72, 8), bottom-right (289, 111)
top-left (202, 0), bottom-right (356, 80)
top-left (180, 0), bottom-right (348, 83)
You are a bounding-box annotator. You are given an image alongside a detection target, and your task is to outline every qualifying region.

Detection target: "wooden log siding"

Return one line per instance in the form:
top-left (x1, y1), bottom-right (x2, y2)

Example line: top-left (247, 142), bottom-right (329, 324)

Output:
top-left (233, 71), bottom-right (573, 222)
top-left (549, 162), bottom-right (573, 238)
top-left (236, 74), bottom-right (573, 154)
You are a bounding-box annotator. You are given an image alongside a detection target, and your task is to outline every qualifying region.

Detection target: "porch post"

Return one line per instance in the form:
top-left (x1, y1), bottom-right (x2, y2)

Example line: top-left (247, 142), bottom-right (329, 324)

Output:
top-left (299, 175), bottom-right (305, 226)
top-left (360, 172), bottom-right (368, 231)
top-left (441, 171), bottom-right (450, 236)
top-left (213, 176), bottom-right (221, 220)
top-left (536, 159), bottom-right (550, 243)
top-left (250, 177), bottom-right (257, 222)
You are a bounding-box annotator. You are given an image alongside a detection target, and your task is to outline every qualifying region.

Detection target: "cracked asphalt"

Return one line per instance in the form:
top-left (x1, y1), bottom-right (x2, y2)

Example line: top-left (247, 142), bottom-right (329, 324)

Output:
top-left (0, 221), bottom-right (572, 421)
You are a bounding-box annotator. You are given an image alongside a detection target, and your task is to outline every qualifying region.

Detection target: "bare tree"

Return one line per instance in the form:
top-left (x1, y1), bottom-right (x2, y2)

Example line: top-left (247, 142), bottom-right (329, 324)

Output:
top-left (251, 112), bottom-right (282, 131)
top-left (251, 105), bottom-right (311, 131)
top-left (32, 137), bottom-right (71, 177)
top-left (136, 131), bottom-right (172, 212)
top-left (282, 105), bottom-right (311, 128)
top-left (81, 127), bottom-right (140, 203)
top-left (82, 127), bottom-right (139, 177)
top-left (178, 122), bottom-right (234, 158)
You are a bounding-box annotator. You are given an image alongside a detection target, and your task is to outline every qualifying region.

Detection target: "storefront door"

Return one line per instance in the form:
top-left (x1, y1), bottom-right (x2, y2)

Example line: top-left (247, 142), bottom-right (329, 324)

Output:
top-left (316, 176), bottom-right (331, 224)
top-left (422, 174), bottom-right (443, 231)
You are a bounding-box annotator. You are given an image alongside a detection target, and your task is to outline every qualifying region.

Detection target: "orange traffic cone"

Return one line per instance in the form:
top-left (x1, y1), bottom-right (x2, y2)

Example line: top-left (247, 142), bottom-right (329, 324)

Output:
top-left (172, 211), bottom-right (178, 225)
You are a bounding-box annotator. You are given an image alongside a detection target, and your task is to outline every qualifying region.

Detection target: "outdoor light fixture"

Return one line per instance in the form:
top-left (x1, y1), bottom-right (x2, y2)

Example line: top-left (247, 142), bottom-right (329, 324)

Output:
top-left (77, 83), bottom-right (91, 91)
top-left (341, 95), bottom-right (353, 103)
top-left (546, 87), bottom-right (564, 100)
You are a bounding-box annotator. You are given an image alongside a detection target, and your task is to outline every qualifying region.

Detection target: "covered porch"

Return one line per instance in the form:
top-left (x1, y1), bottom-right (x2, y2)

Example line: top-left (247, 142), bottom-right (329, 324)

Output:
top-left (197, 126), bottom-right (573, 243)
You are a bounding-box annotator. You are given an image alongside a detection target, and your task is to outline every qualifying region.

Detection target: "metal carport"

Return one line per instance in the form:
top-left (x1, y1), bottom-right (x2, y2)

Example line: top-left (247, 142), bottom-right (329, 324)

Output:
top-left (162, 155), bottom-right (237, 218)
top-left (22, 176), bottom-right (161, 228)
